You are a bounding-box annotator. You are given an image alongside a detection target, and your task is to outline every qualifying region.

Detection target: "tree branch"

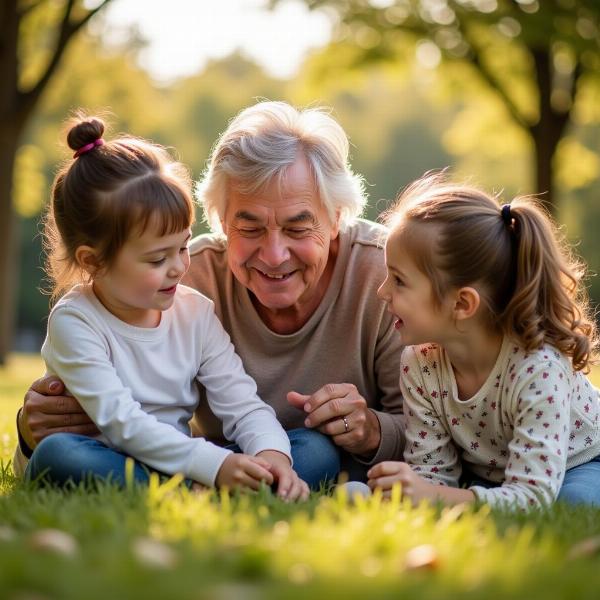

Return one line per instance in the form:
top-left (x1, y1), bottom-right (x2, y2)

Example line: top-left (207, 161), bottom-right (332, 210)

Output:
top-left (453, 15), bottom-right (531, 131)
top-left (18, 0), bottom-right (111, 120)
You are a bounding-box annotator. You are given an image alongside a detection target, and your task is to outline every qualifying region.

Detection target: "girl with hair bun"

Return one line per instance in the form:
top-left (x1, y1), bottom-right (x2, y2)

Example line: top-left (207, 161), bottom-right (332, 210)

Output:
top-left (371, 171), bottom-right (600, 509)
top-left (27, 113), bottom-right (308, 500)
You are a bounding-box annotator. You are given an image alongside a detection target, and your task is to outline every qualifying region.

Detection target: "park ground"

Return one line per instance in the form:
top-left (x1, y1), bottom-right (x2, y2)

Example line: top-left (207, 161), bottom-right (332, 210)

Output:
top-left (1, 354), bottom-right (600, 599)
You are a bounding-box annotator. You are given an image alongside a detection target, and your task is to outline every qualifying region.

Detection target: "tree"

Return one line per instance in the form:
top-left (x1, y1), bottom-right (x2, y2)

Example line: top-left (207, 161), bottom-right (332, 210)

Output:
top-left (286, 0), bottom-right (600, 215)
top-left (0, 0), bottom-right (111, 363)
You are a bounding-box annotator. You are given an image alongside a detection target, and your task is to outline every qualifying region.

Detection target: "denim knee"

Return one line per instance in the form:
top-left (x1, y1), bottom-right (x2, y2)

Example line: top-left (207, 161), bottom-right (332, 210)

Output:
top-left (287, 428), bottom-right (341, 489)
top-left (26, 433), bottom-right (84, 482)
top-left (557, 481), bottom-right (600, 507)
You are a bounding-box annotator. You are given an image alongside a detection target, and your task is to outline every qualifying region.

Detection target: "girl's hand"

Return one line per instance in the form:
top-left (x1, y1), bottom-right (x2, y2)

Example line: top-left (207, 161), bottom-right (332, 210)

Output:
top-left (367, 461), bottom-right (437, 505)
top-left (215, 453), bottom-right (274, 490)
top-left (256, 450), bottom-right (310, 501)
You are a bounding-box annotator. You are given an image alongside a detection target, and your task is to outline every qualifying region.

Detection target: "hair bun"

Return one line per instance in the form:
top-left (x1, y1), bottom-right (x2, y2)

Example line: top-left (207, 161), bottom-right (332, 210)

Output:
top-left (67, 116), bottom-right (105, 152)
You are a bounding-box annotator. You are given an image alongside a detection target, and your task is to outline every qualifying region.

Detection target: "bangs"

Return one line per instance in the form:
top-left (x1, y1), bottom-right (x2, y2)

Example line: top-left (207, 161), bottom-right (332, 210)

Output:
top-left (117, 173), bottom-right (194, 237)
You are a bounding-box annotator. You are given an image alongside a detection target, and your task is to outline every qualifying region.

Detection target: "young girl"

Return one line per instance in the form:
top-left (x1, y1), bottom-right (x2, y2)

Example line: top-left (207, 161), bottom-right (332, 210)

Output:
top-left (371, 172), bottom-right (600, 509)
top-left (26, 115), bottom-right (308, 500)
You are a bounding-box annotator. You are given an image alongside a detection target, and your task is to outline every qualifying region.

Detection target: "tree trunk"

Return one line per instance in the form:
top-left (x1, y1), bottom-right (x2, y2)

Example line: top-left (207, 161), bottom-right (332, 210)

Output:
top-left (530, 48), bottom-right (570, 219)
top-left (0, 125), bottom-right (22, 365)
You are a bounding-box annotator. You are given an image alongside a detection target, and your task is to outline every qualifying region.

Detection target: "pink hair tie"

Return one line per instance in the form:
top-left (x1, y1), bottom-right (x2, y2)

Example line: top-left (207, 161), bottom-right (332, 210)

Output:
top-left (73, 138), bottom-right (104, 158)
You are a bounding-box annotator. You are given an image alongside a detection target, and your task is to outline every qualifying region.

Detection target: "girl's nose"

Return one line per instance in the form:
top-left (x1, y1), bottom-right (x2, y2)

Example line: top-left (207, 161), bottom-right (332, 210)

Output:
top-left (377, 279), bottom-right (389, 301)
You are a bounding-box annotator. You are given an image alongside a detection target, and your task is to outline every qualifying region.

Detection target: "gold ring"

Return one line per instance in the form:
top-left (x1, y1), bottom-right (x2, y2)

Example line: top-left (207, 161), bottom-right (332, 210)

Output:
top-left (343, 416), bottom-right (349, 433)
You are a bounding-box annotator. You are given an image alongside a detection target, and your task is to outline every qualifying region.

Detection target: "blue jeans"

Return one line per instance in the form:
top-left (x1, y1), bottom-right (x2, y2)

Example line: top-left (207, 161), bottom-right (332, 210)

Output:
top-left (461, 454), bottom-right (600, 507)
top-left (24, 427), bottom-right (340, 491)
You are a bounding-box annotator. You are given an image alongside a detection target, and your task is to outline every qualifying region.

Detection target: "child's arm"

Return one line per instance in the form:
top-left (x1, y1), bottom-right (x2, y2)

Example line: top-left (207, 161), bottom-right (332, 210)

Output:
top-left (470, 360), bottom-right (572, 509)
top-left (44, 307), bottom-right (233, 487)
top-left (368, 461), bottom-right (475, 505)
top-left (195, 304), bottom-right (293, 464)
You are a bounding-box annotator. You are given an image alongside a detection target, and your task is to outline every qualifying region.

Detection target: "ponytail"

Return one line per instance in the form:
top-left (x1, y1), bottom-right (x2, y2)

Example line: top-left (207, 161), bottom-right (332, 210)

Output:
top-left (502, 199), bottom-right (596, 371)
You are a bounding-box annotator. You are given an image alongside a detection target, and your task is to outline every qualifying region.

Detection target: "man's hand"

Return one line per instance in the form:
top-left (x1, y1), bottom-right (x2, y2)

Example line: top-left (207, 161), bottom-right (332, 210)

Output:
top-left (367, 461), bottom-right (475, 506)
top-left (20, 375), bottom-right (98, 448)
top-left (256, 450), bottom-right (309, 501)
top-left (215, 453), bottom-right (274, 490)
top-left (287, 383), bottom-right (381, 456)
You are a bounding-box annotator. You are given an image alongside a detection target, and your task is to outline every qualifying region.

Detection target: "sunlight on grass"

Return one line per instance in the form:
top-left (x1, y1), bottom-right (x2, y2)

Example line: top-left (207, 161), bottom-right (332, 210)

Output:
top-left (0, 353), bottom-right (44, 464)
top-left (2, 355), bottom-right (600, 597)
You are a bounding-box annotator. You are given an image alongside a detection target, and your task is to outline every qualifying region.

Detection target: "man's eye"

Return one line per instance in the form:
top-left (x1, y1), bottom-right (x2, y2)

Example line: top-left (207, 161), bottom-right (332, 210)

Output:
top-left (287, 228), bottom-right (309, 235)
top-left (240, 228), bottom-right (262, 235)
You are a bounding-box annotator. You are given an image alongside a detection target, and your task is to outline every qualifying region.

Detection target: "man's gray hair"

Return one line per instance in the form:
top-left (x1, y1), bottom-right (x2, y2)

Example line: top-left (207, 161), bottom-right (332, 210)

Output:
top-left (196, 101), bottom-right (367, 233)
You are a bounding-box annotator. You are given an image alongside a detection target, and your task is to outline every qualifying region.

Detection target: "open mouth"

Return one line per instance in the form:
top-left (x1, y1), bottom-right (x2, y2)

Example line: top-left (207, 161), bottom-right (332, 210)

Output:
top-left (394, 318), bottom-right (404, 330)
top-left (159, 285), bottom-right (177, 294)
top-left (255, 268), bottom-right (295, 282)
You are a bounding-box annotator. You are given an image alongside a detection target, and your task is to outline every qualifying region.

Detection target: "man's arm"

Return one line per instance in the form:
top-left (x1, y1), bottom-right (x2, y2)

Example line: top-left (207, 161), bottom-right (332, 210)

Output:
top-left (14, 375), bottom-right (98, 473)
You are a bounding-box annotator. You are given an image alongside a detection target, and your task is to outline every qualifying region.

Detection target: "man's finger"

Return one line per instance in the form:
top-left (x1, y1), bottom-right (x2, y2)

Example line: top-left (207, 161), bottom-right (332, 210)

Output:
top-left (305, 398), bottom-right (350, 429)
top-left (30, 376), bottom-right (65, 396)
top-left (287, 391), bottom-right (310, 409)
top-left (37, 412), bottom-right (97, 429)
top-left (32, 423), bottom-right (99, 443)
top-left (28, 395), bottom-right (87, 416)
top-left (302, 384), bottom-right (351, 414)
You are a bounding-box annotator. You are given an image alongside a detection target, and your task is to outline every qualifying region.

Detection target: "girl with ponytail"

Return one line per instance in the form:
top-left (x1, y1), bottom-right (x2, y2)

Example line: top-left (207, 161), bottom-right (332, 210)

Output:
top-left (371, 171), bottom-right (600, 509)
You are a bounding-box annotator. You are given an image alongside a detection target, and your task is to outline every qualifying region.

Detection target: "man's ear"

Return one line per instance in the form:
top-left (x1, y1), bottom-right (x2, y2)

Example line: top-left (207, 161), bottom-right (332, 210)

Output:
top-left (452, 286), bottom-right (481, 321)
top-left (330, 209), bottom-right (341, 240)
top-left (74, 245), bottom-right (101, 276)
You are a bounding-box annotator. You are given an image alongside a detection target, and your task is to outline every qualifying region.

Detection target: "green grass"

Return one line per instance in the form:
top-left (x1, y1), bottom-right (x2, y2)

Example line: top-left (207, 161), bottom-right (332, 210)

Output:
top-left (2, 355), bottom-right (600, 599)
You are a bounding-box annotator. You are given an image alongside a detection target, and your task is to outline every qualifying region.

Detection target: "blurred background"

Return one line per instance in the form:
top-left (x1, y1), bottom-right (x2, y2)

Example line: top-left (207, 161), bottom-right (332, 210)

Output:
top-left (2, 0), bottom-right (599, 364)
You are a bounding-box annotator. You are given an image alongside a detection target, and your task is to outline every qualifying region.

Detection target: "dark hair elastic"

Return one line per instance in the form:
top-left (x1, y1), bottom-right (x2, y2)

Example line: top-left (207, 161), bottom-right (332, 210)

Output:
top-left (501, 203), bottom-right (512, 226)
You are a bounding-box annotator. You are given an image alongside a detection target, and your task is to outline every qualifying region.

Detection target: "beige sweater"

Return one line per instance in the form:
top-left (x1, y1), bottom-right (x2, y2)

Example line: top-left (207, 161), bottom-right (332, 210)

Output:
top-left (184, 218), bottom-right (405, 464)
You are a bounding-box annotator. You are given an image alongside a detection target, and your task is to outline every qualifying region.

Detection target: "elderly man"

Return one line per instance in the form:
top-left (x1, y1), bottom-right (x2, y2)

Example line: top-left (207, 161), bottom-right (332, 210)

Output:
top-left (15, 101), bottom-right (404, 486)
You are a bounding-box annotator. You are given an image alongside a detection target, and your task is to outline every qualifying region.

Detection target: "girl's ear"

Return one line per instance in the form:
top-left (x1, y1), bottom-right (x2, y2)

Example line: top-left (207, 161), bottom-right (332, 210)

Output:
top-left (452, 286), bottom-right (480, 321)
top-left (75, 245), bottom-right (101, 276)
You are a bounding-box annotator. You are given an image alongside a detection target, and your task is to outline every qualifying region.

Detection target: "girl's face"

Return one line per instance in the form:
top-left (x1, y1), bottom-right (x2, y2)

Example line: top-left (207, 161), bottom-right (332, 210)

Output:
top-left (92, 226), bottom-right (192, 327)
top-left (377, 228), bottom-right (453, 347)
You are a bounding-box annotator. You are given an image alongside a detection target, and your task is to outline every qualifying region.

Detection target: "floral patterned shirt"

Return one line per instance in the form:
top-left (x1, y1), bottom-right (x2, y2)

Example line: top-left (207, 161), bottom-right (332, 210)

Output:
top-left (400, 337), bottom-right (600, 509)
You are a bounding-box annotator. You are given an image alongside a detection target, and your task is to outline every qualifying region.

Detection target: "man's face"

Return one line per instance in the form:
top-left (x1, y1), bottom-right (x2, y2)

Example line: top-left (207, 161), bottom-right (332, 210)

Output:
top-left (223, 154), bottom-right (339, 326)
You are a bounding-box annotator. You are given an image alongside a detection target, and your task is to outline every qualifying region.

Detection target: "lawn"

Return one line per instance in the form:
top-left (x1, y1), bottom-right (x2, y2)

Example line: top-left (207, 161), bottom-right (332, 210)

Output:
top-left (2, 354), bottom-right (600, 599)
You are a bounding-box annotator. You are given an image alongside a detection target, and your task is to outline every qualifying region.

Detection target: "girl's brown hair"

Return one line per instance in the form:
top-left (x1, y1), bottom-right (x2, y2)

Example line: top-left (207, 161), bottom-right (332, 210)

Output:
top-left (44, 113), bottom-right (195, 300)
top-left (384, 171), bottom-right (597, 372)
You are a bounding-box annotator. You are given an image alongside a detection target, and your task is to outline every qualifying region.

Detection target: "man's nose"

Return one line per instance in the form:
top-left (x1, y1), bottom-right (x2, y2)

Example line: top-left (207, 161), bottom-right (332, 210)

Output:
top-left (258, 230), bottom-right (291, 267)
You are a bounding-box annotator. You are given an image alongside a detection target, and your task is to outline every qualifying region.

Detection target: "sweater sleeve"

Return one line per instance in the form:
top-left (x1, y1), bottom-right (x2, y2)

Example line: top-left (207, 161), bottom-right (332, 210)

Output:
top-left (400, 347), bottom-right (461, 487)
top-left (357, 311), bottom-right (406, 465)
top-left (471, 360), bottom-right (571, 509)
top-left (196, 304), bottom-right (292, 462)
top-left (43, 307), bottom-right (233, 486)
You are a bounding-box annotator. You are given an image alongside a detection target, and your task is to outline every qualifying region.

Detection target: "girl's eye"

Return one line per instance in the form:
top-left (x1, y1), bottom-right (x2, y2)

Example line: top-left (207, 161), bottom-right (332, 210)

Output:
top-left (149, 258), bottom-right (166, 266)
top-left (394, 276), bottom-right (404, 287)
top-left (180, 246), bottom-right (189, 253)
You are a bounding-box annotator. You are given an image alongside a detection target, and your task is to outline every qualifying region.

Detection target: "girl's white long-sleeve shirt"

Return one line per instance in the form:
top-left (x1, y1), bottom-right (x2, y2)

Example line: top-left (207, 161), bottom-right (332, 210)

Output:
top-left (400, 338), bottom-right (600, 509)
top-left (41, 284), bottom-right (291, 486)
